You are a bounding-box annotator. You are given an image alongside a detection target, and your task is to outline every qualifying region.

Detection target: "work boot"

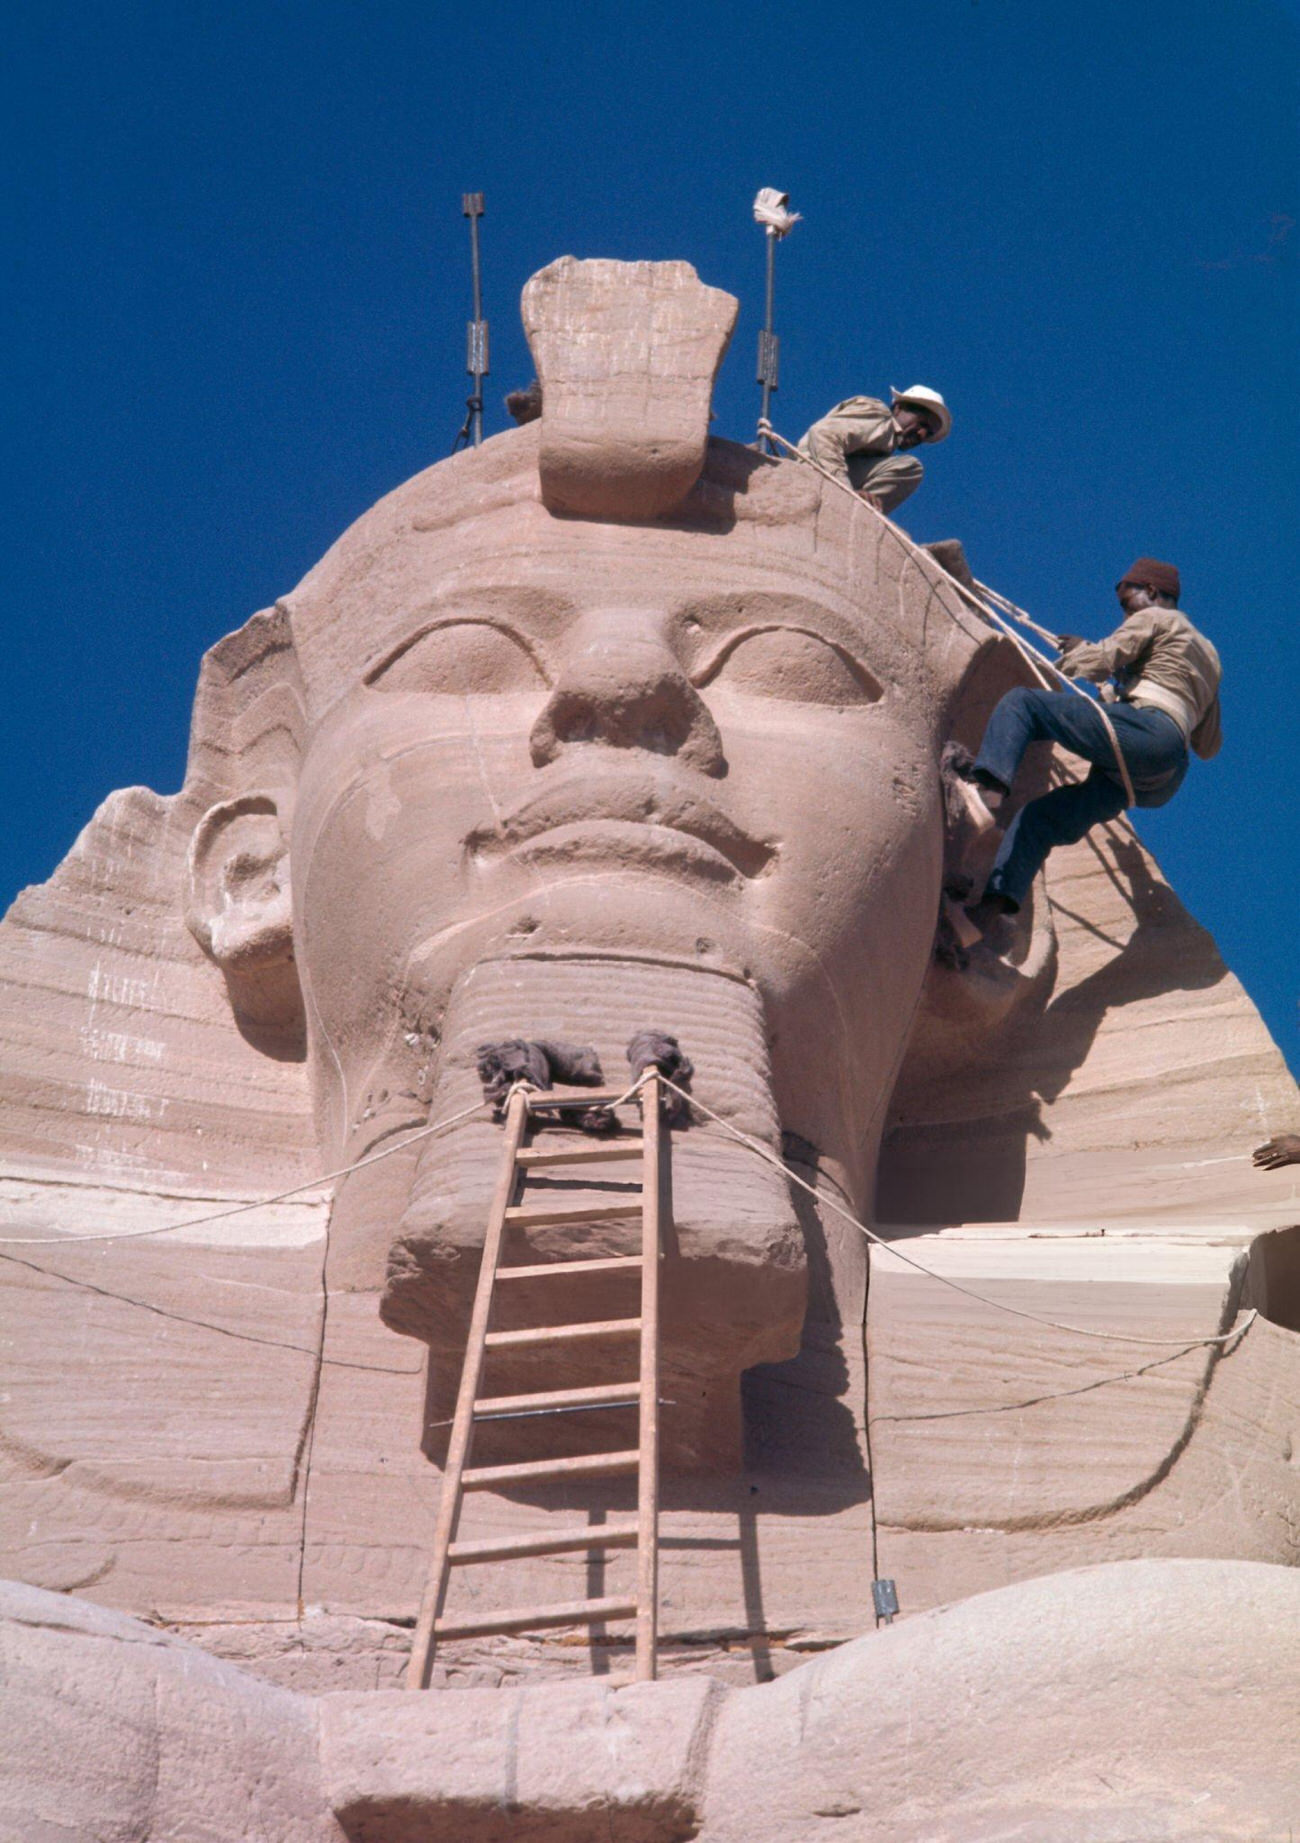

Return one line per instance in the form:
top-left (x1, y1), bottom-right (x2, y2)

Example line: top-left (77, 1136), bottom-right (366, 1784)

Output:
top-left (964, 890), bottom-right (1019, 934)
top-left (943, 893), bottom-right (985, 951)
top-left (953, 775), bottom-right (1004, 835)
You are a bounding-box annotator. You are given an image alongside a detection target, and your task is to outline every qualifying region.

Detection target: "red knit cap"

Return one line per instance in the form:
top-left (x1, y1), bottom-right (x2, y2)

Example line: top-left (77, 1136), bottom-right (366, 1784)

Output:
top-left (1116, 556), bottom-right (1181, 600)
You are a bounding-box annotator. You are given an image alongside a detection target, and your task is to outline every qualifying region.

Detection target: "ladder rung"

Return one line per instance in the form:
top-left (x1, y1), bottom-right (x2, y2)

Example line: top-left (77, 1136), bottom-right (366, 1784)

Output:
top-left (475, 1380), bottom-right (639, 1417)
top-left (496, 1256), bottom-right (643, 1282)
top-left (461, 1449), bottom-right (641, 1490)
top-left (516, 1140), bottom-right (643, 1168)
top-left (525, 1086), bottom-right (634, 1109)
top-left (484, 1317), bottom-right (641, 1350)
top-left (433, 1595), bottom-right (637, 1640)
top-left (448, 1520), bottom-right (639, 1565)
top-left (504, 1200), bottom-right (641, 1228)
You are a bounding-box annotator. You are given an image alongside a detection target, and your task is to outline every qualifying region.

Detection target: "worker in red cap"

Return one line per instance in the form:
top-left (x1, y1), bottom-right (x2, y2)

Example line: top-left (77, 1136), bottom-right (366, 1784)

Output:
top-left (958, 558), bottom-right (1223, 923)
top-left (797, 385), bottom-right (951, 514)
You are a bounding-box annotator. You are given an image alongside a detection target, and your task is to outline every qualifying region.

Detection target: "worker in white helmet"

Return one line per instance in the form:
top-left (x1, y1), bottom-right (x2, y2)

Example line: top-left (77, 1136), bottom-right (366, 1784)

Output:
top-left (797, 385), bottom-right (952, 514)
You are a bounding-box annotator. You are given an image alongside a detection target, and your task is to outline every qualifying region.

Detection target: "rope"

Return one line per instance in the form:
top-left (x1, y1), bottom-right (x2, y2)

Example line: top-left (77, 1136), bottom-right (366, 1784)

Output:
top-left (4, 1073), bottom-right (657, 1250)
top-left (0, 1097), bottom-right (492, 1246)
top-left (451, 394), bottom-right (484, 454)
top-left (650, 1071), bottom-right (1256, 1353)
top-left (5, 1049), bottom-right (1250, 1347)
top-left (757, 419), bottom-right (1139, 811)
top-left (973, 577), bottom-right (1060, 648)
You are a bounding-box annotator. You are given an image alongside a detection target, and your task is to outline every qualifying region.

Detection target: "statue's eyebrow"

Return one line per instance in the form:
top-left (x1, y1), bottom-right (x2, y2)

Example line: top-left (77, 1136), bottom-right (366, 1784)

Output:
top-left (675, 591), bottom-right (875, 678)
top-left (362, 614), bottom-right (553, 688)
top-left (359, 587), bottom-right (573, 685)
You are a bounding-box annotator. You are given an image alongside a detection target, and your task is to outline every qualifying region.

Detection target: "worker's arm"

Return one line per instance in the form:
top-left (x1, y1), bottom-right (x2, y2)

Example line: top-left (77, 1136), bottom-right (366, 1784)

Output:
top-left (802, 402), bottom-right (898, 488)
top-left (840, 402), bottom-right (899, 456)
top-left (1058, 610), bottom-right (1159, 686)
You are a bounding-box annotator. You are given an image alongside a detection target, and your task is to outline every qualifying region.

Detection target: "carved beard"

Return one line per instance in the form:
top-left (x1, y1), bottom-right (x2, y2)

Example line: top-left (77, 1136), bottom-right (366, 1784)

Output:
top-left (377, 955), bottom-right (807, 1474)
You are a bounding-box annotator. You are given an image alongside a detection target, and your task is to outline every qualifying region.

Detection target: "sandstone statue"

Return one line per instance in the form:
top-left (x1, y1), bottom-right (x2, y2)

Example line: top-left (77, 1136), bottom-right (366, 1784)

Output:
top-left (0, 257), bottom-right (1296, 1840)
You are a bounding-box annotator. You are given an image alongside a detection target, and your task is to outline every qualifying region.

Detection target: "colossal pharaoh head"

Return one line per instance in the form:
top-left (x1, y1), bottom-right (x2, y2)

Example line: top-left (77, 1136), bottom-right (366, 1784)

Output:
top-left (180, 258), bottom-right (1008, 1465)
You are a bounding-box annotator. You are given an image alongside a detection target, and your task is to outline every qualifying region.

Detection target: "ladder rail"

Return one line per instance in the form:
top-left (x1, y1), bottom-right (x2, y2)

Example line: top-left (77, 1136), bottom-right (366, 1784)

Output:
top-left (406, 1084), bottom-right (530, 1690)
top-left (635, 1071), bottom-right (662, 1681)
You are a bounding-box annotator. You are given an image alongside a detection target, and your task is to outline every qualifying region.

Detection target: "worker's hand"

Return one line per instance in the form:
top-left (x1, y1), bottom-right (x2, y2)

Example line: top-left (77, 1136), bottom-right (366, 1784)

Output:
top-left (1252, 1133), bottom-right (1300, 1170)
top-left (857, 490), bottom-right (885, 512)
top-left (1056, 633), bottom-right (1084, 655)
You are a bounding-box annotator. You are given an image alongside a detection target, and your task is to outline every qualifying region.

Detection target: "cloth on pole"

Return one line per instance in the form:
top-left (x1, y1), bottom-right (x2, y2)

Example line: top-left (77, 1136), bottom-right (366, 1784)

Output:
top-left (752, 188), bottom-right (801, 237)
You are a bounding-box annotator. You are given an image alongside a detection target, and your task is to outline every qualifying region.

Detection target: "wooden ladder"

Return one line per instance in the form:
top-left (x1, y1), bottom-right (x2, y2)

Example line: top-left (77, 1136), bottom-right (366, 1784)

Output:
top-left (406, 1072), bottom-right (666, 1689)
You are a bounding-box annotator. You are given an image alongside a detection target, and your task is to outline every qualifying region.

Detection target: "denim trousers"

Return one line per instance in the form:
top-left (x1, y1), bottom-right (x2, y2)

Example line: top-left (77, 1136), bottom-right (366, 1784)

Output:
top-left (973, 687), bottom-right (1188, 911)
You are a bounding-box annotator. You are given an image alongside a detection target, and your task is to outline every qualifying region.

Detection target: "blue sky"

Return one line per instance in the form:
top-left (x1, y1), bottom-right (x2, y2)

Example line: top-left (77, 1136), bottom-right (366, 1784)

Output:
top-left (3, 0), bottom-right (1297, 1072)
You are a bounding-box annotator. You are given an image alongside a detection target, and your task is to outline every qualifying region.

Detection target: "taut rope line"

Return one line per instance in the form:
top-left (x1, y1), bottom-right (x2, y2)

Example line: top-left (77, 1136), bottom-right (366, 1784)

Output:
top-left (650, 1071), bottom-right (1256, 1354)
top-left (4, 1064), bottom-right (1256, 1350)
top-left (757, 419), bottom-right (1138, 810)
top-left (0, 1098), bottom-right (492, 1246)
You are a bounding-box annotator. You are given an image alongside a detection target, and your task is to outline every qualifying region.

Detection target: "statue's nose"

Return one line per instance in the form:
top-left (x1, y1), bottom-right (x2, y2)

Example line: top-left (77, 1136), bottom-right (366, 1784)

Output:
top-left (529, 617), bottom-right (725, 775)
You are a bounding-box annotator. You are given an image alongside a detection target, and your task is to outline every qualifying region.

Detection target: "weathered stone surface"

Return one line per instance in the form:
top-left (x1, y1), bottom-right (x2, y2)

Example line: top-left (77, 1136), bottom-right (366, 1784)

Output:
top-left (0, 251), bottom-right (1296, 1831)
top-left (523, 257), bottom-right (737, 519)
top-left (321, 1672), bottom-right (722, 1841)
top-left (880, 809), bottom-right (1299, 1230)
top-left (0, 1580), bottom-right (338, 1842)
top-left (0, 608), bottom-right (316, 1194)
top-left (700, 1559), bottom-right (1300, 1842)
top-left (866, 1231), bottom-right (1300, 1614)
top-left (6, 1563), bottom-right (1297, 1841)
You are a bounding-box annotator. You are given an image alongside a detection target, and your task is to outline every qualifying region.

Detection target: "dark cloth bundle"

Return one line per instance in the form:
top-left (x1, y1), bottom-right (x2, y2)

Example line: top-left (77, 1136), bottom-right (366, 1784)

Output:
top-left (475, 1038), bottom-right (603, 1109)
top-left (474, 1030), bottom-right (695, 1131)
top-left (626, 1030), bottom-right (694, 1127)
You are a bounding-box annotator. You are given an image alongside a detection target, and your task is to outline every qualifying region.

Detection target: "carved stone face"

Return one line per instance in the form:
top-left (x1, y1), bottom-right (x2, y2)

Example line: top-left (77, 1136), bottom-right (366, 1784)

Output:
top-left (172, 261), bottom-right (1001, 1462)
top-left (188, 261), bottom-right (982, 1219)
top-left (286, 483), bottom-right (948, 1181)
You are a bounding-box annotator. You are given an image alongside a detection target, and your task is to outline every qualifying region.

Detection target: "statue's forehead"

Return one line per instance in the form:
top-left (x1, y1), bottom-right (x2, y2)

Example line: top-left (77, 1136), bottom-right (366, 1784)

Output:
top-left (283, 488), bottom-right (887, 715)
top-left (414, 515), bottom-right (844, 604)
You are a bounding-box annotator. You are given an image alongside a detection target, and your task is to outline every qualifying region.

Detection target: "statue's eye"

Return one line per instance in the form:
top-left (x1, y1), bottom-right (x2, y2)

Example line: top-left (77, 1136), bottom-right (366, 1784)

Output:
top-left (696, 626), bottom-right (881, 707)
top-left (366, 621), bottom-right (549, 696)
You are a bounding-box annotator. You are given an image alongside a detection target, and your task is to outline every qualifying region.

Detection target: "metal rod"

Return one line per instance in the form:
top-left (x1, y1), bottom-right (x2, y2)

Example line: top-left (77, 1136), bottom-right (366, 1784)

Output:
top-left (461, 191), bottom-right (487, 449)
top-left (757, 229), bottom-right (778, 453)
top-left (751, 188), bottom-right (796, 453)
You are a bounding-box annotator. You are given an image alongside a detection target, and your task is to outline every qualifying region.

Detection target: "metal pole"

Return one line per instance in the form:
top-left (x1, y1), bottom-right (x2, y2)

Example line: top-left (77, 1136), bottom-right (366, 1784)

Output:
top-left (752, 188), bottom-right (796, 451)
top-left (462, 192), bottom-right (488, 449)
top-left (758, 227), bottom-right (778, 450)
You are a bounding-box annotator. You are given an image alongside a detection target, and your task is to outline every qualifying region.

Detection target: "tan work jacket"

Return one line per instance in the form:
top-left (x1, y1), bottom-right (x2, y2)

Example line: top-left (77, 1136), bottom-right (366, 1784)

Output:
top-left (797, 396), bottom-right (899, 482)
top-left (1062, 607), bottom-right (1223, 759)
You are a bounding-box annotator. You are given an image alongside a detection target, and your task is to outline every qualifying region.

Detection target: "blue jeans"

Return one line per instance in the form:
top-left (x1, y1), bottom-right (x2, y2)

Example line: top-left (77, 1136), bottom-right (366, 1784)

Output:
top-left (973, 688), bottom-right (1188, 911)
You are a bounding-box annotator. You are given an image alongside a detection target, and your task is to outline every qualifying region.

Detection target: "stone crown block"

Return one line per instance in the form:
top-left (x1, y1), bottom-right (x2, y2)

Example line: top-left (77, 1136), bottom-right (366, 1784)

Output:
top-left (523, 257), bottom-right (738, 520)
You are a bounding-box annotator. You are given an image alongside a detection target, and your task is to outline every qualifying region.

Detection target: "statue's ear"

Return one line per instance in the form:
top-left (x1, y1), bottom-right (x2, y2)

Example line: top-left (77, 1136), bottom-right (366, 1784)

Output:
top-left (185, 792), bottom-right (304, 1046)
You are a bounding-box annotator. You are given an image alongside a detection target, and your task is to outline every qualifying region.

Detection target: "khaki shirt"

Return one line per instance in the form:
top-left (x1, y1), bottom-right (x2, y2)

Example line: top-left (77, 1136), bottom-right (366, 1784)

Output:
top-left (1062, 607), bottom-right (1222, 759)
top-left (797, 396), bottom-right (899, 484)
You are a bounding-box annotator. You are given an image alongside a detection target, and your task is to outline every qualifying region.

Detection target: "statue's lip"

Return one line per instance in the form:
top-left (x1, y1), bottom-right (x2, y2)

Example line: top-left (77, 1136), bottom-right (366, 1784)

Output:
top-left (466, 772), bottom-right (775, 880)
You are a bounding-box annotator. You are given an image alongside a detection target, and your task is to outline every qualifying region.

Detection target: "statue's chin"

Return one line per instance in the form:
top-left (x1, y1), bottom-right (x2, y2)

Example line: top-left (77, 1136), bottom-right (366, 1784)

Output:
top-left (376, 950), bottom-right (808, 1476)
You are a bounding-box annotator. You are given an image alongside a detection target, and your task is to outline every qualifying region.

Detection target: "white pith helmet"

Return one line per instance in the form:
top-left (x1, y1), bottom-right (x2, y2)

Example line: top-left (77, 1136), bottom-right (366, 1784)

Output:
top-left (890, 384), bottom-right (952, 442)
